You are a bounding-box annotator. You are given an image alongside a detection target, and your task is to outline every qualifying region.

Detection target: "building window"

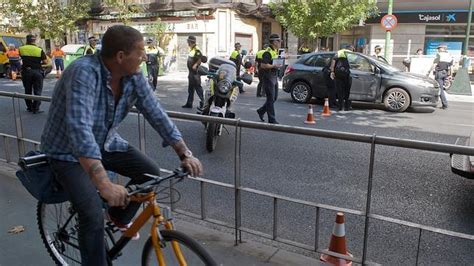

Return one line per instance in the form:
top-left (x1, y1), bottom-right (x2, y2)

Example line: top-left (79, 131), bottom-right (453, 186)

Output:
top-left (426, 25), bottom-right (474, 36)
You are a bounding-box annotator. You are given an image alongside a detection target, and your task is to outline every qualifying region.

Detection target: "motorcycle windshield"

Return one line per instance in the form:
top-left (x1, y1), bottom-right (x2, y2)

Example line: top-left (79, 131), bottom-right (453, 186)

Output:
top-left (216, 64), bottom-right (236, 83)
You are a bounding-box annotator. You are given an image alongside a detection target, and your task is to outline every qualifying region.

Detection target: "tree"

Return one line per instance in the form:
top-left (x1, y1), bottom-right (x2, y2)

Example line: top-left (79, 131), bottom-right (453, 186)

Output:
top-left (102, 0), bottom-right (143, 25)
top-left (269, 0), bottom-right (378, 39)
top-left (144, 18), bottom-right (173, 48)
top-left (9, 0), bottom-right (90, 41)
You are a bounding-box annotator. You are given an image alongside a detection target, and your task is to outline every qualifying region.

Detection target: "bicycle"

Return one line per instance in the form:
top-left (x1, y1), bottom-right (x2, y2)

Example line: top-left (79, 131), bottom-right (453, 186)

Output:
top-left (22, 155), bottom-right (216, 265)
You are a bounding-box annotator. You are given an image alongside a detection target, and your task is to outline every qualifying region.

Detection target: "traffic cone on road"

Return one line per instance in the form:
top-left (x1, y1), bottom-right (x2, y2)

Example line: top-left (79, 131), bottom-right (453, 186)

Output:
top-left (322, 98), bottom-right (331, 117)
top-left (320, 212), bottom-right (353, 265)
top-left (304, 104), bottom-right (316, 124)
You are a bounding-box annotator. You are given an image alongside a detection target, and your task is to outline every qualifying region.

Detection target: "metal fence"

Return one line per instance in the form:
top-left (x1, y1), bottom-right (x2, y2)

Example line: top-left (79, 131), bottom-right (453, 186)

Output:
top-left (1, 91), bottom-right (474, 264)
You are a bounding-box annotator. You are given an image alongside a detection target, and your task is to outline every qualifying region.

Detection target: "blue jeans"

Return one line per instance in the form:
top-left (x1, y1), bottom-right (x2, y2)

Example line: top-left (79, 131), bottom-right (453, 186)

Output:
top-left (50, 145), bottom-right (160, 265)
top-left (435, 70), bottom-right (448, 107)
top-left (54, 58), bottom-right (64, 71)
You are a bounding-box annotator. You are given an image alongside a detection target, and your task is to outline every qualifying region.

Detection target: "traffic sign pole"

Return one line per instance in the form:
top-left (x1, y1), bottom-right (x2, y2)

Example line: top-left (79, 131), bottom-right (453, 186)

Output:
top-left (384, 0), bottom-right (393, 62)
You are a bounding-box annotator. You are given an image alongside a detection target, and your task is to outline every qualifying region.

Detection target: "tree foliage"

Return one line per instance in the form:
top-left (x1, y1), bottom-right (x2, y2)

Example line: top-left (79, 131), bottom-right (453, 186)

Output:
top-left (102, 0), bottom-right (143, 25)
top-left (269, 0), bottom-right (378, 39)
top-left (8, 0), bottom-right (90, 40)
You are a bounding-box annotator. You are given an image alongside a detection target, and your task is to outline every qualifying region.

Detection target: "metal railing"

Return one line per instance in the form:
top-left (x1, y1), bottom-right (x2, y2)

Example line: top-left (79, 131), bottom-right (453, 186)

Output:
top-left (1, 91), bottom-right (474, 264)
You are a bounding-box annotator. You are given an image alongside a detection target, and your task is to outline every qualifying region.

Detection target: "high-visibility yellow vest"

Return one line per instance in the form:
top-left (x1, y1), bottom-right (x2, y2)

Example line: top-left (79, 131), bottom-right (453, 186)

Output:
top-left (256, 49), bottom-right (266, 60)
top-left (230, 50), bottom-right (239, 60)
top-left (83, 45), bottom-right (96, 55)
top-left (19, 45), bottom-right (42, 58)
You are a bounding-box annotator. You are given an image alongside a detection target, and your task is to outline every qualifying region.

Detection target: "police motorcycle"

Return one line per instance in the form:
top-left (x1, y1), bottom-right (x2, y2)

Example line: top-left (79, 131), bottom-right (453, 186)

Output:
top-left (197, 57), bottom-right (253, 152)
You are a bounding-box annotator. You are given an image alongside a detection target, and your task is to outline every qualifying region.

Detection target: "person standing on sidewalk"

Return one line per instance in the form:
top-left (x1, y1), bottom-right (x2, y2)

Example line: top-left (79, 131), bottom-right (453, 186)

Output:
top-left (51, 44), bottom-right (65, 79)
top-left (430, 43), bottom-right (452, 109)
top-left (83, 36), bottom-right (97, 55)
top-left (19, 34), bottom-right (48, 114)
top-left (40, 25), bottom-right (202, 266)
top-left (182, 35), bottom-right (204, 109)
top-left (145, 38), bottom-right (161, 91)
top-left (330, 45), bottom-right (353, 111)
top-left (6, 44), bottom-right (21, 80)
top-left (256, 34), bottom-right (282, 124)
top-left (229, 42), bottom-right (245, 93)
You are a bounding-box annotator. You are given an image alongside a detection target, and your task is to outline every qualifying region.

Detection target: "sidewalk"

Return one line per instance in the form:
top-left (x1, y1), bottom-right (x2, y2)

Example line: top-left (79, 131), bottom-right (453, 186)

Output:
top-left (0, 162), bottom-right (322, 266)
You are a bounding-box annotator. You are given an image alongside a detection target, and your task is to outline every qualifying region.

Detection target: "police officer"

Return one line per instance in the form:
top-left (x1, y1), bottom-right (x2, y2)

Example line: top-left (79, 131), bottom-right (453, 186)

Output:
top-left (430, 43), bottom-right (452, 109)
top-left (145, 38), bottom-right (161, 91)
top-left (373, 45), bottom-right (388, 63)
top-left (230, 42), bottom-right (245, 93)
top-left (182, 35), bottom-right (204, 109)
top-left (19, 34), bottom-right (48, 114)
top-left (330, 45), bottom-right (353, 111)
top-left (83, 36), bottom-right (97, 55)
top-left (256, 34), bottom-right (282, 124)
top-left (255, 44), bottom-right (269, 97)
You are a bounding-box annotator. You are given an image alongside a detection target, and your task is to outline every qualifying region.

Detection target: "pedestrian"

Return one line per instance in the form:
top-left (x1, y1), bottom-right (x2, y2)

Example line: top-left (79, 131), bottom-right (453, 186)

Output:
top-left (298, 43), bottom-right (311, 55)
top-left (429, 43), bottom-right (452, 109)
top-left (145, 38), bottom-right (161, 90)
top-left (6, 43), bottom-right (21, 80)
top-left (373, 45), bottom-right (388, 63)
top-left (330, 44), bottom-right (353, 111)
top-left (182, 35), bottom-right (204, 109)
top-left (83, 36), bottom-right (97, 55)
top-left (40, 25), bottom-right (203, 266)
top-left (255, 44), bottom-right (268, 97)
top-left (19, 34), bottom-right (48, 114)
top-left (256, 34), bottom-right (282, 124)
top-left (50, 44), bottom-right (65, 79)
top-left (230, 42), bottom-right (245, 93)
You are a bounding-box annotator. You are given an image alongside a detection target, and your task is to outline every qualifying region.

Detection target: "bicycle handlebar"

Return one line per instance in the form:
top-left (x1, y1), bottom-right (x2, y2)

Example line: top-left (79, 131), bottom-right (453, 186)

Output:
top-left (126, 168), bottom-right (189, 196)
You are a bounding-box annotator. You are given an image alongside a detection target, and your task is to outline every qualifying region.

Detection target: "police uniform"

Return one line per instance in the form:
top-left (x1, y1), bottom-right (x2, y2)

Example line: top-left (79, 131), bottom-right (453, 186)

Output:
top-left (19, 35), bottom-right (47, 113)
top-left (230, 44), bottom-right (245, 93)
top-left (183, 36), bottom-right (204, 108)
top-left (331, 49), bottom-right (352, 111)
top-left (433, 45), bottom-right (452, 109)
top-left (256, 35), bottom-right (280, 124)
top-left (83, 37), bottom-right (96, 55)
top-left (255, 49), bottom-right (267, 97)
top-left (145, 43), bottom-right (161, 90)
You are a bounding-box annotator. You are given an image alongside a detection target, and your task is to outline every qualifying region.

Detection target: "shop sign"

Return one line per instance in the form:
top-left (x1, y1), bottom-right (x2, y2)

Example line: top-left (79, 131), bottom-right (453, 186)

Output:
top-left (367, 12), bottom-right (472, 24)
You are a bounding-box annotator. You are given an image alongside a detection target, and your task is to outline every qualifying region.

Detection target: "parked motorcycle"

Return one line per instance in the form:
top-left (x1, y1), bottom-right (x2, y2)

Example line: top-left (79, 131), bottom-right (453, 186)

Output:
top-left (197, 57), bottom-right (253, 152)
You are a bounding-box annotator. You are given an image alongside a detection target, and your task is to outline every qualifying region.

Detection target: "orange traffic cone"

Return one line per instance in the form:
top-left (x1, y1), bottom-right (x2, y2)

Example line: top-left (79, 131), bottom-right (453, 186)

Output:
top-left (304, 104), bottom-right (316, 124)
top-left (322, 98), bottom-right (331, 117)
top-left (320, 212), bottom-right (353, 265)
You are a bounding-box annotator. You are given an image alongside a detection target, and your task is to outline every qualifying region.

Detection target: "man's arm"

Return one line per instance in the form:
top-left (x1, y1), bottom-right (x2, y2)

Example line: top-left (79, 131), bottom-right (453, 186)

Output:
top-left (192, 50), bottom-right (202, 70)
top-left (329, 57), bottom-right (336, 80)
top-left (41, 50), bottom-right (48, 65)
top-left (260, 51), bottom-right (280, 70)
top-left (78, 158), bottom-right (128, 207)
top-left (171, 140), bottom-right (203, 177)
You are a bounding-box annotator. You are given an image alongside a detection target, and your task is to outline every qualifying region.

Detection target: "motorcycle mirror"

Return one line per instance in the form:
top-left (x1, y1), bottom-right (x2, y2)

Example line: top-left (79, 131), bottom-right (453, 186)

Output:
top-left (240, 73), bottom-right (253, 85)
top-left (197, 65), bottom-right (209, 76)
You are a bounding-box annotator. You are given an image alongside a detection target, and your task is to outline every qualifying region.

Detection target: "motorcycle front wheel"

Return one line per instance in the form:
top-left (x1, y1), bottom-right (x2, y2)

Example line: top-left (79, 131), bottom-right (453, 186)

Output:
top-left (206, 122), bottom-right (219, 152)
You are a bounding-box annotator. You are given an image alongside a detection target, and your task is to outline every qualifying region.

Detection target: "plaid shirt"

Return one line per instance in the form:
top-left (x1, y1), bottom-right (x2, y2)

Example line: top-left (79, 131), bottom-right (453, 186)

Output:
top-left (41, 54), bottom-right (182, 162)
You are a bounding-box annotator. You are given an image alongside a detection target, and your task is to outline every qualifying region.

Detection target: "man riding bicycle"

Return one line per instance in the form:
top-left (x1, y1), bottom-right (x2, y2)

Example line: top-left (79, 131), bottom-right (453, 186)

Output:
top-left (40, 25), bottom-right (203, 265)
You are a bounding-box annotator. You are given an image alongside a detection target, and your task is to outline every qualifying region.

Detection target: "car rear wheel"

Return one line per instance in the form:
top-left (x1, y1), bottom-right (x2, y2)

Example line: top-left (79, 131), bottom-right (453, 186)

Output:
top-left (290, 82), bottom-right (312, 103)
top-left (383, 87), bottom-right (410, 112)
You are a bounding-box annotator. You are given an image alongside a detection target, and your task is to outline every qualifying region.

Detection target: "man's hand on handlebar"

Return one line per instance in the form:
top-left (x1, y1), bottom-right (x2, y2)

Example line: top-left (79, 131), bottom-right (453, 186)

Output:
top-left (181, 156), bottom-right (203, 177)
top-left (98, 181), bottom-right (129, 207)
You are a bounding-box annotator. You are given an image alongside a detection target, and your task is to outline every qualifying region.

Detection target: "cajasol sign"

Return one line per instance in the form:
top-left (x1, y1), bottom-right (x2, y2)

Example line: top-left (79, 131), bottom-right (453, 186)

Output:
top-left (366, 11), bottom-right (473, 24)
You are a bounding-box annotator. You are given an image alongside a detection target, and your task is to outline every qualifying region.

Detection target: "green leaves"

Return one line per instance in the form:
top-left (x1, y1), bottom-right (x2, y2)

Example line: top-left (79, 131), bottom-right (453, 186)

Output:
top-left (8, 0), bottom-right (90, 40)
top-left (269, 0), bottom-right (378, 39)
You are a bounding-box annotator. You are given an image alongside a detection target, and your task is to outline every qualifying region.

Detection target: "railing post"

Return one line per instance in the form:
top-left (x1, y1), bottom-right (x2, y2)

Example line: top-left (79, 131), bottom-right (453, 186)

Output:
top-left (200, 181), bottom-right (207, 220)
top-left (3, 136), bottom-right (11, 163)
top-left (415, 228), bottom-right (423, 265)
top-left (272, 197), bottom-right (278, 240)
top-left (362, 134), bottom-right (377, 263)
top-left (314, 206), bottom-right (320, 252)
top-left (13, 96), bottom-right (25, 156)
top-left (137, 113), bottom-right (146, 153)
top-left (234, 119), bottom-right (242, 245)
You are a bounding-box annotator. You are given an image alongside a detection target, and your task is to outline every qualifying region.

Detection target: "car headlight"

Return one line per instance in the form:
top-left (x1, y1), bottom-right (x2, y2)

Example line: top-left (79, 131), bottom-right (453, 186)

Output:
top-left (217, 80), bottom-right (231, 94)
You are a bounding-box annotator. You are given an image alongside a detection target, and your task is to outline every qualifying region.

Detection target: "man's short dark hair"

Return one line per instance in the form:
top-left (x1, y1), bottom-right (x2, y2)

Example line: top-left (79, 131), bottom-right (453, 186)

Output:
top-left (101, 25), bottom-right (143, 59)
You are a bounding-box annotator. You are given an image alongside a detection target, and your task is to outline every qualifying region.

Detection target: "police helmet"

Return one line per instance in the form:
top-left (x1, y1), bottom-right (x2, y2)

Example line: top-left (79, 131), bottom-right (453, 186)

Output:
top-left (269, 34), bottom-right (281, 42)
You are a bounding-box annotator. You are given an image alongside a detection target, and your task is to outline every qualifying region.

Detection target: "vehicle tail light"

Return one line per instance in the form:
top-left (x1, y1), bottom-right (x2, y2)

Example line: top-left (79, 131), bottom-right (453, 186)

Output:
top-left (284, 65), bottom-right (294, 76)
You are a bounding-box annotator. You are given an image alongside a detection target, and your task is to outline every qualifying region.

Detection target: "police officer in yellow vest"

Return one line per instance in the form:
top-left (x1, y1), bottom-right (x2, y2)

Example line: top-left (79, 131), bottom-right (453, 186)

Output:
top-left (255, 45), bottom-right (268, 97)
top-left (430, 43), bottom-right (452, 109)
top-left (182, 35), bottom-right (204, 109)
top-left (145, 38), bottom-right (162, 91)
top-left (330, 44), bottom-right (354, 111)
top-left (256, 34), bottom-right (282, 124)
top-left (83, 36), bottom-right (97, 55)
top-left (19, 34), bottom-right (48, 114)
top-left (229, 42), bottom-right (245, 93)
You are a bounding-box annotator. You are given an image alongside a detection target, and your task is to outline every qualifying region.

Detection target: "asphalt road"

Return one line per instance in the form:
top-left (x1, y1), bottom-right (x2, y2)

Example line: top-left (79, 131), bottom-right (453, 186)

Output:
top-left (0, 74), bottom-right (473, 264)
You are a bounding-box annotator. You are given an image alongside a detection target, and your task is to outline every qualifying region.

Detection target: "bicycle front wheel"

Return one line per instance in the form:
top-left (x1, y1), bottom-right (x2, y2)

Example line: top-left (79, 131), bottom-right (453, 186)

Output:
top-left (37, 201), bottom-right (82, 265)
top-left (142, 229), bottom-right (217, 266)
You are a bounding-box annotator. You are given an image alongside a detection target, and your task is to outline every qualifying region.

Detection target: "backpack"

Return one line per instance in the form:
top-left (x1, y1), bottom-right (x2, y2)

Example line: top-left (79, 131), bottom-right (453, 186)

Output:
top-left (334, 57), bottom-right (350, 79)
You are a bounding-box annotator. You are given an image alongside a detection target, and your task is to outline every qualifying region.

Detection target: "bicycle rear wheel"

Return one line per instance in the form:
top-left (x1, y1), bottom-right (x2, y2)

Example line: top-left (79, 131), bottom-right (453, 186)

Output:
top-left (37, 201), bottom-right (82, 265)
top-left (141, 229), bottom-right (217, 266)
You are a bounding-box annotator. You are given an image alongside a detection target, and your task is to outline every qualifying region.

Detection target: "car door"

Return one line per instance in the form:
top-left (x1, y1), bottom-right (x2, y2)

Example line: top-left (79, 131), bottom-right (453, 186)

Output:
top-left (305, 53), bottom-right (333, 98)
top-left (346, 53), bottom-right (380, 101)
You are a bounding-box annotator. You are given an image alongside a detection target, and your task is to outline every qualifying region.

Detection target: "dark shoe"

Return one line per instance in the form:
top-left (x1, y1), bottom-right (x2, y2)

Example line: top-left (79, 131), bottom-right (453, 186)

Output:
top-left (441, 106), bottom-right (448, 109)
top-left (27, 108), bottom-right (32, 112)
top-left (256, 94), bottom-right (262, 97)
top-left (257, 110), bottom-right (265, 122)
top-left (269, 120), bottom-right (279, 124)
top-left (33, 110), bottom-right (44, 114)
top-left (181, 104), bottom-right (192, 108)
top-left (240, 90), bottom-right (246, 93)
